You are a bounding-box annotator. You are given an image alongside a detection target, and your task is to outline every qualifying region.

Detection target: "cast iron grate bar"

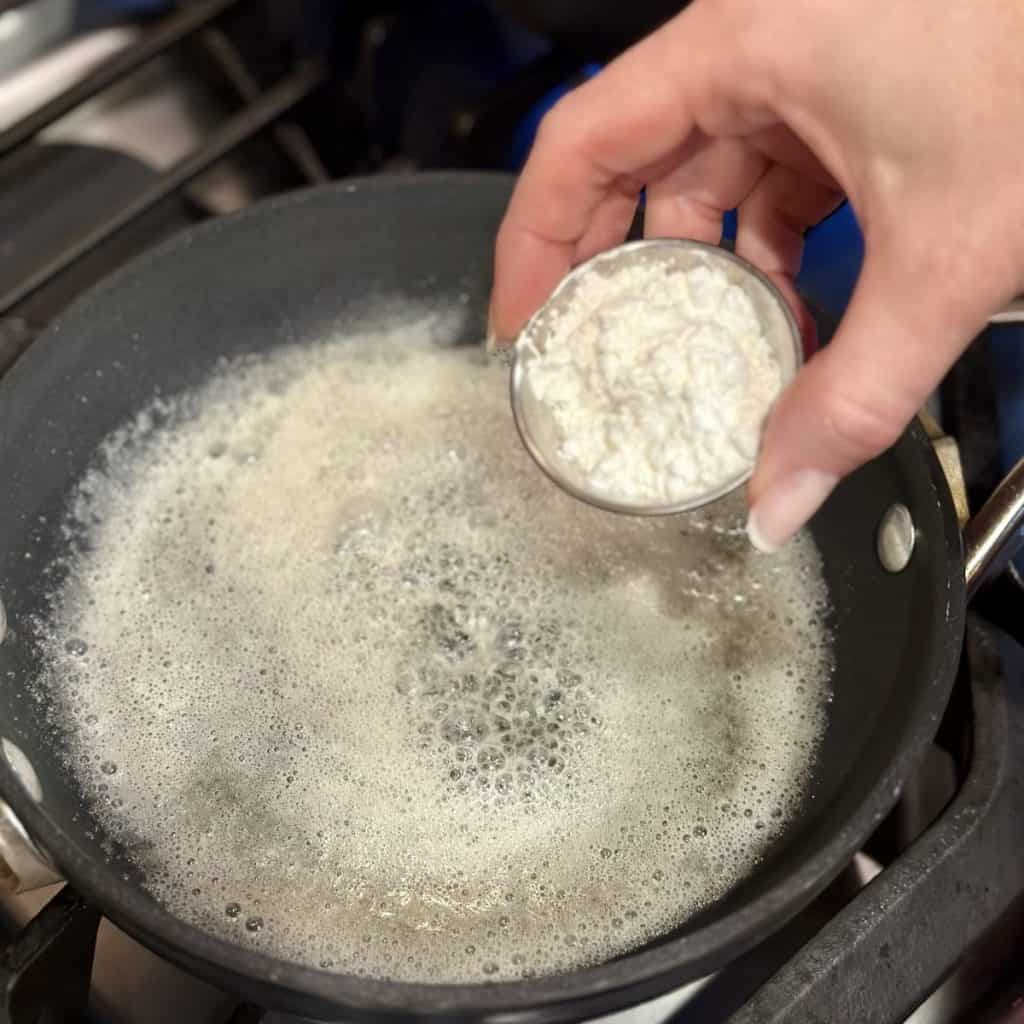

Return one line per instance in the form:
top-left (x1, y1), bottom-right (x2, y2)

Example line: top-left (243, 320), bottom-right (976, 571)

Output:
top-left (197, 26), bottom-right (329, 185)
top-left (0, 886), bottom-right (101, 1023)
top-left (0, 0), bottom-right (246, 158)
top-left (0, 60), bottom-right (327, 321)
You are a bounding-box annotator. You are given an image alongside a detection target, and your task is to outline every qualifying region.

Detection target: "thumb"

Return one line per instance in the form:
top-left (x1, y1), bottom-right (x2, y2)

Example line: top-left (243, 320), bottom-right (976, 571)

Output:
top-left (746, 244), bottom-right (996, 553)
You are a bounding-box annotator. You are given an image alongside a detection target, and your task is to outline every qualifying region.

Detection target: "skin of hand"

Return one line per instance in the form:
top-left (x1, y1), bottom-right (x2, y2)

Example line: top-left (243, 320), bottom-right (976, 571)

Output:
top-left (488, 0), bottom-right (1024, 551)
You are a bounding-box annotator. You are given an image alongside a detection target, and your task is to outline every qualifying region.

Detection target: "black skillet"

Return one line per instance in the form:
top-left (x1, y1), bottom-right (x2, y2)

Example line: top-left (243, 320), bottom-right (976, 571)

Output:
top-left (0, 173), bottom-right (1021, 1022)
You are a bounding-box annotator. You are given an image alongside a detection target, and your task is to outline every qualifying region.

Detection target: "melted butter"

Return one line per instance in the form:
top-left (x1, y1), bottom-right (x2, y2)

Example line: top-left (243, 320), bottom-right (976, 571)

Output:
top-left (35, 307), bottom-right (833, 982)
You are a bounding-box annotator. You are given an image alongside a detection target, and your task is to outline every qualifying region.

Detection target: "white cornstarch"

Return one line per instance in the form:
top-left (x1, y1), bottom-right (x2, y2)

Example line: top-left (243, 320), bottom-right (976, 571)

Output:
top-left (519, 254), bottom-right (784, 505)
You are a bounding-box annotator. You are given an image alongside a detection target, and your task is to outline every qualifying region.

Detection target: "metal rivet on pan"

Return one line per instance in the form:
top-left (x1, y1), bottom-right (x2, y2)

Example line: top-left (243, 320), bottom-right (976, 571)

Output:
top-left (877, 503), bottom-right (916, 573)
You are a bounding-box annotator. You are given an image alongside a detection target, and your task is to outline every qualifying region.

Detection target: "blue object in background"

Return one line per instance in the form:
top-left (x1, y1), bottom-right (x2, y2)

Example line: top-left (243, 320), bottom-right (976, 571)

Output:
top-left (992, 326), bottom-right (1024, 473)
top-left (990, 325), bottom-right (1024, 574)
top-left (796, 202), bottom-right (864, 317)
top-left (686, 201), bottom-right (866, 322)
top-left (506, 62), bottom-right (602, 169)
top-left (75, 0), bottom-right (170, 30)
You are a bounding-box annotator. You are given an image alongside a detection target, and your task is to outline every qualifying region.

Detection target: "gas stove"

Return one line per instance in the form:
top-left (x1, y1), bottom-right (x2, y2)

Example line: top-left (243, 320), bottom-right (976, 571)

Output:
top-left (1, 4), bottom-right (1023, 1023)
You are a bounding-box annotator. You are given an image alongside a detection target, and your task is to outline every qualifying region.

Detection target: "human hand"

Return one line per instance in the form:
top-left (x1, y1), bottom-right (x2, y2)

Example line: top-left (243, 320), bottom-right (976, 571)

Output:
top-left (489, 0), bottom-right (1024, 550)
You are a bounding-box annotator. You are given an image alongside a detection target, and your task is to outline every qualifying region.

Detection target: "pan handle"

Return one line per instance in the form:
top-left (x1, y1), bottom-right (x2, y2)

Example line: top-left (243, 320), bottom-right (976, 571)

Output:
top-left (961, 302), bottom-right (1024, 600)
top-left (964, 458), bottom-right (1024, 601)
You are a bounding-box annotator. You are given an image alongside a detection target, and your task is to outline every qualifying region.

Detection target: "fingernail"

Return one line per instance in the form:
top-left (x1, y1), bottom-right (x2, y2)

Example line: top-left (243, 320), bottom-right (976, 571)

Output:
top-left (746, 469), bottom-right (838, 554)
top-left (485, 310), bottom-right (517, 353)
top-left (485, 311), bottom-right (499, 354)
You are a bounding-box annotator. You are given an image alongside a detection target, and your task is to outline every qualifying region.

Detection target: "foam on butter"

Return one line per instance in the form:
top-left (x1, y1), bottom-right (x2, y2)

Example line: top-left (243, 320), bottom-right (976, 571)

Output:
top-left (32, 307), bottom-right (833, 983)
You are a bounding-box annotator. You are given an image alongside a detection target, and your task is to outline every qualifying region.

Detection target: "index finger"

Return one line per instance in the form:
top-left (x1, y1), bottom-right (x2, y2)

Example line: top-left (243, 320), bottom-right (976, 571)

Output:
top-left (488, 7), bottom-right (723, 342)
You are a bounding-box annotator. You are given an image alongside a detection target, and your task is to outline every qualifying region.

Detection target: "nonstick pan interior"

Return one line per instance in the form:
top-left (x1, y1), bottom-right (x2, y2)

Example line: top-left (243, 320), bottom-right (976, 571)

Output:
top-left (0, 174), bottom-right (965, 1021)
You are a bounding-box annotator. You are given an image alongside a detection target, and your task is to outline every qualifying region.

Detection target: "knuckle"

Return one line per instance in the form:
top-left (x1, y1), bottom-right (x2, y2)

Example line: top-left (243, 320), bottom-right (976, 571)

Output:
top-left (705, 0), bottom-right (778, 102)
top-left (534, 106), bottom-right (561, 146)
top-left (535, 98), bottom-right (577, 151)
top-left (819, 384), bottom-right (907, 463)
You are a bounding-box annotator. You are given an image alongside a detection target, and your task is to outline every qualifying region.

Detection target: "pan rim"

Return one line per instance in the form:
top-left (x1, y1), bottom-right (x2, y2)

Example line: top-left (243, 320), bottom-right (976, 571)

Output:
top-left (0, 173), bottom-right (968, 1021)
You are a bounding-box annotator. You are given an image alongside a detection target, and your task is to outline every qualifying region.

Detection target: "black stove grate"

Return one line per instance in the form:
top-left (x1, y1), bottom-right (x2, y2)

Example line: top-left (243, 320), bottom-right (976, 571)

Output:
top-left (0, 0), bottom-right (326, 373)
